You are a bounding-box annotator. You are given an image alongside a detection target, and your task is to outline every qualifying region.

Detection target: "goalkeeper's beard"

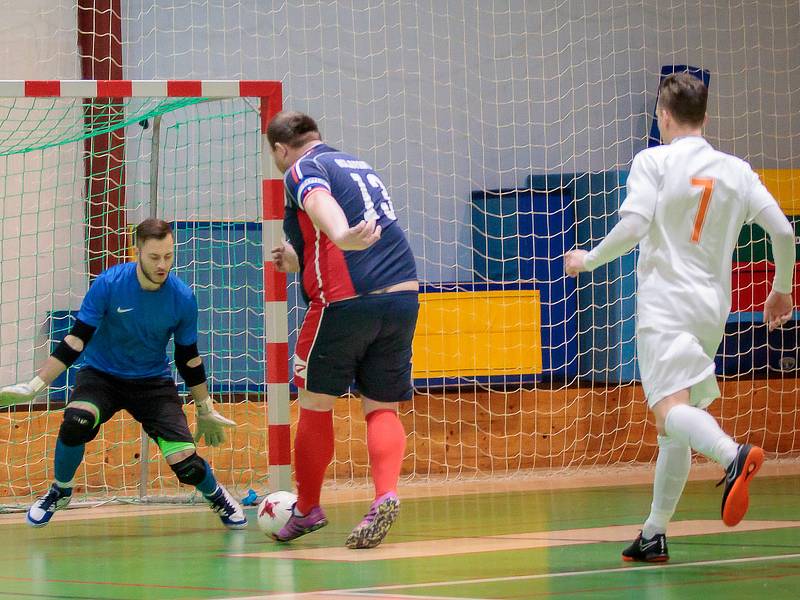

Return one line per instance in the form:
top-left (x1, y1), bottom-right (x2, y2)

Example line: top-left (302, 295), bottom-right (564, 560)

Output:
top-left (140, 263), bottom-right (170, 287)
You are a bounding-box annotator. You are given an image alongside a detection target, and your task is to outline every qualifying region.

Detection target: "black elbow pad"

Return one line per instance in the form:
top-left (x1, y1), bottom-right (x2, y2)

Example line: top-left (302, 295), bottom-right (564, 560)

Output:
top-left (70, 319), bottom-right (96, 345)
top-left (175, 342), bottom-right (207, 387)
top-left (51, 319), bottom-right (96, 367)
top-left (52, 339), bottom-right (81, 367)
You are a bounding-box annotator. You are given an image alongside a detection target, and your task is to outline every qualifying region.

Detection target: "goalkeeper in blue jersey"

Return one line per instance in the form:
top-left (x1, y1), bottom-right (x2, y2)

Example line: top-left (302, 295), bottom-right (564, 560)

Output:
top-left (0, 218), bottom-right (246, 529)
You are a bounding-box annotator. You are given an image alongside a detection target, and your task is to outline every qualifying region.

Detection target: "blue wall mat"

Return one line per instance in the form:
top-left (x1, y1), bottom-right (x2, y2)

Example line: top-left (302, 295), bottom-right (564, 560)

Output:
top-left (46, 311), bottom-right (83, 402)
top-left (172, 221), bottom-right (266, 393)
top-left (716, 316), bottom-right (799, 377)
top-left (471, 189), bottom-right (578, 379)
top-left (648, 65), bottom-right (711, 147)
top-left (526, 172), bottom-right (637, 384)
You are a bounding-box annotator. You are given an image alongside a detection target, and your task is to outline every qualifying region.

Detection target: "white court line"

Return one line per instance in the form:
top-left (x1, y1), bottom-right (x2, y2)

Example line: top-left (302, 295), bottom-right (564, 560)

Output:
top-left (212, 552), bottom-right (800, 600)
top-left (216, 594), bottom-right (488, 600)
top-left (338, 552), bottom-right (800, 593)
top-left (339, 595), bottom-right (492, 600)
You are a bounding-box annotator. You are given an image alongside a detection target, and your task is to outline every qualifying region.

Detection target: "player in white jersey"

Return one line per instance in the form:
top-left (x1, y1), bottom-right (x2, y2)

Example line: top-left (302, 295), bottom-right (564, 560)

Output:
top-left (565, 73), bottom-right (795, 562)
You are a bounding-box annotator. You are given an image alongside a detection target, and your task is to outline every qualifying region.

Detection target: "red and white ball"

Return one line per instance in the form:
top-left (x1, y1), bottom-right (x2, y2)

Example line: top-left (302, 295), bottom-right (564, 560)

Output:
top-left (256, 490), bottom-right (297, 537)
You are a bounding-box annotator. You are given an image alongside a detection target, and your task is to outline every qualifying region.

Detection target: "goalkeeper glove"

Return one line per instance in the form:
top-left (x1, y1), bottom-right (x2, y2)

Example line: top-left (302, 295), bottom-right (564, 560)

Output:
top-left (0, 376), bottom-right (46, 407)
top-left (193, 396), bottom-right (237, 447)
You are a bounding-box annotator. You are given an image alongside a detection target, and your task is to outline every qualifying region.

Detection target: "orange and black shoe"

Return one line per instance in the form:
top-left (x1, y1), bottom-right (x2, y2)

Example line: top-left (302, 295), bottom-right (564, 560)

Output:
top-left (718, 443), bottom-right (764, 527)
top-left (621, 531), bottom-right (669, 563)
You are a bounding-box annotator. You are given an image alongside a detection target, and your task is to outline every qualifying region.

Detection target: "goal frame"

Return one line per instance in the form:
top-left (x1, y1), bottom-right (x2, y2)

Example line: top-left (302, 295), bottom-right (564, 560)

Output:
top-left (0, 79), bottom-right (292, 493)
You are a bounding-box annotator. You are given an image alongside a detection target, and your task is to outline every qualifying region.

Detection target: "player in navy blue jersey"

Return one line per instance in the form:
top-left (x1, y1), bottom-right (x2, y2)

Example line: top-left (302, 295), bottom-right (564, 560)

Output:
top-left (0, 219), bottom-right (247, 529)
top-left (267, 111), bottom-right (419, 548)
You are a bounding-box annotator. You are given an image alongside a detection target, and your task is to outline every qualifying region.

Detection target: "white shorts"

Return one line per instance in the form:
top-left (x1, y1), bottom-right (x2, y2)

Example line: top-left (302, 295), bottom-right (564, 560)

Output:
top-left (637, 326), bottom-right (721, 409)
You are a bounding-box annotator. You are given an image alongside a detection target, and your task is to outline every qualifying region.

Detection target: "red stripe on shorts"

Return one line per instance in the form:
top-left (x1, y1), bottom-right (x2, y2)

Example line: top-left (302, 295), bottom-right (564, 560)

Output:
top-left (293, 302), bottom-right (325, 389)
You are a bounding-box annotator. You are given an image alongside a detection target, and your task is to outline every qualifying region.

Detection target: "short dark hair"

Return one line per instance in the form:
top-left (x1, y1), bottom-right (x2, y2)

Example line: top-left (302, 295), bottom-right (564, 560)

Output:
top-left (135, 218), bottom-right (173, 246)
top-left (657, 72), bottom-right (708, 126)
top-left (266, 111), bottom-right (321, 149)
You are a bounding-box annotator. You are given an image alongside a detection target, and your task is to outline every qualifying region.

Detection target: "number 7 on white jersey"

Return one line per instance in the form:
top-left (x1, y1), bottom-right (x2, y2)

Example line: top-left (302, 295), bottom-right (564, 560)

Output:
top-left (690, 177), bottom-right (715, 244)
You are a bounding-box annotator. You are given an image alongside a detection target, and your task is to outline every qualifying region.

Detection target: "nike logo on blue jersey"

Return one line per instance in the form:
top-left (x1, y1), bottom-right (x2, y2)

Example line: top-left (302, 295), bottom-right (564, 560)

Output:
top-left (116, 307), bottom-right (134, 313)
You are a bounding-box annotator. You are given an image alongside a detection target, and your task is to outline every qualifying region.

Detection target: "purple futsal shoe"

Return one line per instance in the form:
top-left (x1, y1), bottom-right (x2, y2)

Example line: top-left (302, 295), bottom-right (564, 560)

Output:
top-left (272, 504), bottom-right (328, 541)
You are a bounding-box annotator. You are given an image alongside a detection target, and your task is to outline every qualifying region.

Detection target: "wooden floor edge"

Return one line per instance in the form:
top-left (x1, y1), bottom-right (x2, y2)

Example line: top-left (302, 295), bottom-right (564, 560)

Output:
top-left (2, 458), bottom-right (797, 520)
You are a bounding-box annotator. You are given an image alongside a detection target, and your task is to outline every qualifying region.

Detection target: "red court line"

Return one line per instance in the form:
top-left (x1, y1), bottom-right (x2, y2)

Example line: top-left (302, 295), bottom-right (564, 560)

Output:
top-left (0, 574), bottom-right (270, 595)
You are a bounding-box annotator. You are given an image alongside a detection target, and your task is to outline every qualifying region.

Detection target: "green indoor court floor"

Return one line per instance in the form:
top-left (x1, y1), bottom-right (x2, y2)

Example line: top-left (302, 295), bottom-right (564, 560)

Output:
top-left (2, 472), bottom-right (799, 600)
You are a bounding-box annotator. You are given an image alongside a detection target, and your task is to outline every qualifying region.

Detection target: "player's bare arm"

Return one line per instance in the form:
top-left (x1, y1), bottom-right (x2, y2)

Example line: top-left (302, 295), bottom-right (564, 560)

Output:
top-left (271, 240), bottom-right (300, 273)
top-left (304, 188), bottom-right (382, 250)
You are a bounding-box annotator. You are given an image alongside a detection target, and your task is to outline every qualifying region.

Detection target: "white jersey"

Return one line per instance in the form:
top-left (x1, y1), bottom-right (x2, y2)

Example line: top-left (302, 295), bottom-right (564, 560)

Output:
top-left (621, 136), bottom-right (777, 406)
top-left (623, 136), bottom-right (775, 332)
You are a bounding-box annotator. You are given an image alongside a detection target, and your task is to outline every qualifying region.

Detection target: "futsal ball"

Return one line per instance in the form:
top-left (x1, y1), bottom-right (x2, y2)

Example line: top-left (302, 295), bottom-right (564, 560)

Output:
top-left (257, 490), bottom-right (297, 537)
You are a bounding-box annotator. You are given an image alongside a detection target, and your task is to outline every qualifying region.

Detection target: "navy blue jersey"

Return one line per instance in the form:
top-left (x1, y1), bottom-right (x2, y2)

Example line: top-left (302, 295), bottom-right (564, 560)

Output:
top-left (282, 143), bottom-right (417, 304)
top-left (76, 262), bottom-right (198, 379)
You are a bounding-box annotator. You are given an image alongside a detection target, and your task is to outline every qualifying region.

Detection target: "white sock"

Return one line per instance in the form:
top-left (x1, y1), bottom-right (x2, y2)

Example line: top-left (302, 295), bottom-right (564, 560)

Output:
top-left (642, 435), bottom-right (691, 539)
top-left (664, 404), bottom-right (739, 468)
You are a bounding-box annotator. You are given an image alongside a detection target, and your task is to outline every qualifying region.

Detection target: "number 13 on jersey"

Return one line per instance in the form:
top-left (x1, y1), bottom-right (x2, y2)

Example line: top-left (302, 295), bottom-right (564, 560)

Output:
top-left (349, 172), bottom-right (397, 221)
top-left (690, 177), bottom-right (715, 243)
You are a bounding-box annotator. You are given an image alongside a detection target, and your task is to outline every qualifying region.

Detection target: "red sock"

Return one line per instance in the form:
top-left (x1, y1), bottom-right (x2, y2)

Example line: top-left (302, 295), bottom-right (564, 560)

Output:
top-left (294, 408), bottom-right (334, 514)
top-left (366, 409), bottom-right (406, 498)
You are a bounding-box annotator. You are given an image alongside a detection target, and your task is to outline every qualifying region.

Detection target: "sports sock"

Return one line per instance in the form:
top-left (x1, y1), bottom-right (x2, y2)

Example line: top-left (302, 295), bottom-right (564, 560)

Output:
top-left (664, 404), bottom-right (739, 468)
top-left (196, 461), bottom-right (219, 496)
top-left (54, 438), bottom-right (84, 488)
top-left (366, 409), bottom-right (406, 499)
top-left (642, 435), bottom-right (691, 538)
top-left (294, 408), bottom-right (334, 515)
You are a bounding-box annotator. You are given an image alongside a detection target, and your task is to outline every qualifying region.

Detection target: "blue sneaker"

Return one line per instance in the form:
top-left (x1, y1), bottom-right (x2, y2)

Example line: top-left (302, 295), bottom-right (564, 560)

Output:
top-left (345, 491), bottom-right (400, 549)
top-left (204, 484), bottom-right (247, 529)
top-left (27, 483), bottom-right (72, 527)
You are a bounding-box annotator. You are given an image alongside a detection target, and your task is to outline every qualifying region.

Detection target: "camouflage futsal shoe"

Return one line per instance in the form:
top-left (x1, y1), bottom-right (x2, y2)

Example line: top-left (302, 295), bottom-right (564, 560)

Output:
top-left (345, 491), bottom-right (400, 549)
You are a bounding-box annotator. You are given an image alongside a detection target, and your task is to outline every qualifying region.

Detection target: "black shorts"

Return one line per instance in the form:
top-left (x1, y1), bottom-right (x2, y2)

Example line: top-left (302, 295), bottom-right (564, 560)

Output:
top-left (70, 366), bottom-right (193, 445)
top-left (293, 291), bottom-right (419, 401)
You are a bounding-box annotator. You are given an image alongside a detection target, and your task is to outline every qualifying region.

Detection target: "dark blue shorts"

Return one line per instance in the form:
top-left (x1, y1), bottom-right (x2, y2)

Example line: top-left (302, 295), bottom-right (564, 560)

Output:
top-left (293, 291), bottom-right (419, 401)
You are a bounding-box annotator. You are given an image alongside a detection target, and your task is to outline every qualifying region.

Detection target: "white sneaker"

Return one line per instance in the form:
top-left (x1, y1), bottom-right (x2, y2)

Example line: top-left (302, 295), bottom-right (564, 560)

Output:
top-left (27, 483), bottom-right (72, 527)
top-left (204, 484), bottom-right (247, 529)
